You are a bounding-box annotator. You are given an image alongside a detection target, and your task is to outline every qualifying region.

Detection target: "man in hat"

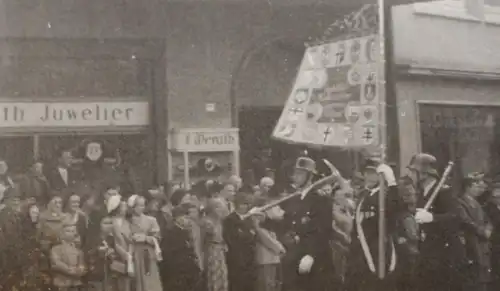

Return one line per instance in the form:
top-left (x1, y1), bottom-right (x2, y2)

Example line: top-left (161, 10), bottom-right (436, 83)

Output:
top-left (403, 153), bottom-right (463, 291)
top-left (269, 156), bottom-right (334, 291)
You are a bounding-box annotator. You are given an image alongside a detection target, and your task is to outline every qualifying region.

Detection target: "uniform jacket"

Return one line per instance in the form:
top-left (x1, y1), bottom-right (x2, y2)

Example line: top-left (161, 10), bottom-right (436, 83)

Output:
top-left (349, 186), bottom-right (398, 276)
top-left (416, 182), bottom-right (463, 261)
top-left (280, 190), bottom-right (333, 267)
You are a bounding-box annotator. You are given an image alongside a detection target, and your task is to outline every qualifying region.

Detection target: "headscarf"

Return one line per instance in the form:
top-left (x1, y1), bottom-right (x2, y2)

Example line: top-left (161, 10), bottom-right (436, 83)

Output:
top-left (127, 194), bottom-right (139, 208)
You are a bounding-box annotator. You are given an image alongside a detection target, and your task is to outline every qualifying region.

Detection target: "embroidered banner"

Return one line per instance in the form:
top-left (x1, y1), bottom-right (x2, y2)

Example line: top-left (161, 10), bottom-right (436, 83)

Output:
top-left (272, 35), bottom-right (382, 148)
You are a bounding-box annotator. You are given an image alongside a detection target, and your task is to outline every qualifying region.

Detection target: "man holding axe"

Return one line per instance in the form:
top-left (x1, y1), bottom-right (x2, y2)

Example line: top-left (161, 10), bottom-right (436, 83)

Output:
top-left (403, 153), bottom-right (463, 291)
top-left (247, 156), bottom-right (337, 291)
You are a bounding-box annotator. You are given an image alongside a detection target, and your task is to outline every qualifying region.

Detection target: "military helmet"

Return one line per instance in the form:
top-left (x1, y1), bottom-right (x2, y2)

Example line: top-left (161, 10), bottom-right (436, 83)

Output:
top-left (294, 157), bottom-right (317, 174)
top-left (408, 153), bottom-right (438, 177)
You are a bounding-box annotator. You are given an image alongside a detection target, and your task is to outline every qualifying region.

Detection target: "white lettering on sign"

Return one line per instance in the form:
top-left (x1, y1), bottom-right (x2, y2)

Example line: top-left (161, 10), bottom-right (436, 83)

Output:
top-left (170, 128), bottom-right (240, 152)
top-left (0, 102), bottom-right (149, 128)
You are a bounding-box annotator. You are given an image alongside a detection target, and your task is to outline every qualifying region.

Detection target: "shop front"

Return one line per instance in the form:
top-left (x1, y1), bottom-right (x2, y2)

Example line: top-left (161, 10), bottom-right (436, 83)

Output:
top-left (168, 128), bottom-right (240, 189)
top-left (392, 1), bottom-right (500, 177)
top-left (0, 100), bottom-right (154, 185)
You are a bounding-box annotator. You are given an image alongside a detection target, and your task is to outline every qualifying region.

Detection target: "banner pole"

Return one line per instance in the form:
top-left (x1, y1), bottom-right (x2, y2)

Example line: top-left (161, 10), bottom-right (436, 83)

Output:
top-left (377, 0), bottom-right (388, 280)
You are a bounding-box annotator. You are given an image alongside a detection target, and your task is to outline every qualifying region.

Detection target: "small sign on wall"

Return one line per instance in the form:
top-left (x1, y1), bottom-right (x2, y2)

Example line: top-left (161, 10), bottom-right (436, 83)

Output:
top-left (205, 103), bottom-right (216, 112)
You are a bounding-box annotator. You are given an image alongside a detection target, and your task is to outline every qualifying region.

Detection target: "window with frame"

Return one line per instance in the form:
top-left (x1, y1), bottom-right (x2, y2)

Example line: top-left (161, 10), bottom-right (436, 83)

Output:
top-left (419, 103), bottom-right (500, 181)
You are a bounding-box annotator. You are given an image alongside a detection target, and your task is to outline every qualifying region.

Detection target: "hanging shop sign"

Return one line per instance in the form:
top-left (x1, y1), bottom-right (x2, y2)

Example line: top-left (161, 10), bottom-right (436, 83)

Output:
top-left (272, 35), bottom-right (382, 148)
top-left (169, 128), bottom-right (240, 152)
top-left (0, 101), bottom-right (149, 128)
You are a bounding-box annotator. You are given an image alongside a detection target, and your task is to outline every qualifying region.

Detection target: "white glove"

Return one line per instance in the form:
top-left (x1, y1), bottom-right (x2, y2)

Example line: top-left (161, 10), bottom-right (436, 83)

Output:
top-left (415, 208), bottom-right (434, 224)
top-left (298, 255), bottom-right (314, 274)
top-left (376, 164), bottom-right (396, 186)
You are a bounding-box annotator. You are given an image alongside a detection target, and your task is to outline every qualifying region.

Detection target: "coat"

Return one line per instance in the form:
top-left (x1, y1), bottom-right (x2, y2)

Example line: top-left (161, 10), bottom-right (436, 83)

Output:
top-left (484, 201), bottom-right (500, 288)
top-left (345, 186), bottom-right (398, 291)
top-left (50, 242), bottom-right (85, 288)
top-left (279, 190), bottom-right (333, 291)
top-left (415, 181), bottom-right (464, 291)
top-left (46, 166), bottom-right (79, 197)
top-left (161, 224), bottom-right (201, 291)
top-left (456, 195), bottom-right (492, 285)
top-left (223, 212), bottom-right (257, 291)
top-left (18, 172), bottom-right (50, 205)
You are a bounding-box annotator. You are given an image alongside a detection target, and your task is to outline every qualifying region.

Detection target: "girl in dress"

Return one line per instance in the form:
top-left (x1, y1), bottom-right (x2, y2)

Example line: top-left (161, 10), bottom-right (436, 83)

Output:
top-left (127, 194), bottom-right (163, 291)
top-left (201, 198), bottom-right (230, 291)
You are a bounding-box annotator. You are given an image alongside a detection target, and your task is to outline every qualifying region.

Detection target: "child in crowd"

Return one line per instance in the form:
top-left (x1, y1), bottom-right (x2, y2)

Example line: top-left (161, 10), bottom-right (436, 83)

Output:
top-left (253, 197), bottom-right (286, 291)
top-left (50, 221), bottom-right (86, 291)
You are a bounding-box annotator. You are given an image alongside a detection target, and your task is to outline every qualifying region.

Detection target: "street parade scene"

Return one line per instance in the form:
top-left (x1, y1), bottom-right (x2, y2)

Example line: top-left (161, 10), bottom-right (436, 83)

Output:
top-left (0, 0), bottom-right (500, 291)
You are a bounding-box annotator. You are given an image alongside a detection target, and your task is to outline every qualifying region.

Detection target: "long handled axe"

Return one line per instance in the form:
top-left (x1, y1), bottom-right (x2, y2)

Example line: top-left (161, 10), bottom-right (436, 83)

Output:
top-left (242, 159), bottom-right (340, 219)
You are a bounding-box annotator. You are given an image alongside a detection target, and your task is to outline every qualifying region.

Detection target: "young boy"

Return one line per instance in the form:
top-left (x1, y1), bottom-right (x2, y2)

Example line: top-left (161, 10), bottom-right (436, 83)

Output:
top-left (50, 221), bottom-right (86, 291)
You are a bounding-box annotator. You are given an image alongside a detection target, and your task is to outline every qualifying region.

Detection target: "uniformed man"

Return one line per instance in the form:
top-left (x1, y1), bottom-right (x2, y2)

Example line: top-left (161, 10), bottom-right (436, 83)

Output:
top-left (403, 153), bottom-right (463, 291)
top-left (274, 157), bottom-right (334, 291)
top-left (344, 159), bottom-right (399, 291)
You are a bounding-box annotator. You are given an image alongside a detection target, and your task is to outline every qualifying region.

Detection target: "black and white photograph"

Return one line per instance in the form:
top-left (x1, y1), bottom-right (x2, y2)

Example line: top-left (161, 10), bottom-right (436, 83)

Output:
top-left (0, 0), bottom-right (499, 291)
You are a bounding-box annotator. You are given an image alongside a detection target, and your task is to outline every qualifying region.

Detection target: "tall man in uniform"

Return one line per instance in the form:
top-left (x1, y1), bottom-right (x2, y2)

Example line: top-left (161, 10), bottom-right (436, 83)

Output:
top-left (404, 153), bottom-right (464, 291)
top-left (272, 157), bottom-right (334, 291)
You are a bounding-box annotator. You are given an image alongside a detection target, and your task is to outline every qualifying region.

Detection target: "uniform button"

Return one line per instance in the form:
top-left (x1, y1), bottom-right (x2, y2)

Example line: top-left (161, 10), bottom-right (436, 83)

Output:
top-left (445, 243), bottom-right (449, 247)
top-left (306, 211), bottom-right (310, 215)
top-left (292, 221), bottom-right (296, 225)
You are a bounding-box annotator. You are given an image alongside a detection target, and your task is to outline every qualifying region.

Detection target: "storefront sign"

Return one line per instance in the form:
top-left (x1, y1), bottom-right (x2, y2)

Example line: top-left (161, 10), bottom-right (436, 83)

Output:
top-left (0, 101), bottom-right (149, 128)
top-left (169, 128), bottom-right (240, 152)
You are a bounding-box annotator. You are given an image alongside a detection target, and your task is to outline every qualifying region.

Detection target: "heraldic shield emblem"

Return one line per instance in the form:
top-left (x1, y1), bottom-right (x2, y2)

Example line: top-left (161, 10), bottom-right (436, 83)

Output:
top-left (86, 142), bottom-right (103, 162)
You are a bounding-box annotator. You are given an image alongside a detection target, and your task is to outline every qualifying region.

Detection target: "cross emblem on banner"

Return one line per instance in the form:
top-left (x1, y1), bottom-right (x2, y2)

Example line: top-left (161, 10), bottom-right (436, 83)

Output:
top-left (323, 127), bottom-right (333, 142)
top-left (362, 126), bottom-right (374, 143)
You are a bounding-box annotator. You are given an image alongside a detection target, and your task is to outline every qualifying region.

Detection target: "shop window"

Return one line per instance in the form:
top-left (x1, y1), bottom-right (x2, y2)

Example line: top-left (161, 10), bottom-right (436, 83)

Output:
top-left (0, 136), bottom-right (34, 176)
top-left (419, 103), bottom-right (500, 182)
top-left (38, 134), bottom-right (154, 191)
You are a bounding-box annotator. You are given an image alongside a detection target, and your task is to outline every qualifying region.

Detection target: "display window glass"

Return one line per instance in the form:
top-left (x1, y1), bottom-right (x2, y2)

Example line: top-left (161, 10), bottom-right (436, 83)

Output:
top-left (419, 103), bottom-right (500, 181)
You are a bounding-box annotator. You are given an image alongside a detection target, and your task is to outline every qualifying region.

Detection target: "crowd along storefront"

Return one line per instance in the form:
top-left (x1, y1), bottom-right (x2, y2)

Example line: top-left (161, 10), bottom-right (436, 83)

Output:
top-left (392, 1), bottom-right (500, 179)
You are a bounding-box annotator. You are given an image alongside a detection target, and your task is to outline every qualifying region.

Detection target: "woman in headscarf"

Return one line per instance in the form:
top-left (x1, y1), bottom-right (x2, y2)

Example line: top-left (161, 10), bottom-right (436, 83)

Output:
top-left (127, 194), bottom-right (163, 291)
top-left (106, 194), bottom-right (133, 291)
top-left (201, 197), bottom-right (230, 291)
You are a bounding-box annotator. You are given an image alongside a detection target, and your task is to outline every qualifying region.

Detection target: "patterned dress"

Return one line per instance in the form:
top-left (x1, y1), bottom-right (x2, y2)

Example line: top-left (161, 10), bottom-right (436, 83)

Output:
top-left (201, 217), bottom-right (228, 291)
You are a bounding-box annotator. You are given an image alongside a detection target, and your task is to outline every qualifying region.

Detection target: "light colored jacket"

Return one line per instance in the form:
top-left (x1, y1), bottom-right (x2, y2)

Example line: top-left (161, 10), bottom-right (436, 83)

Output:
top-left (255, 227), bottom-right (285, 265)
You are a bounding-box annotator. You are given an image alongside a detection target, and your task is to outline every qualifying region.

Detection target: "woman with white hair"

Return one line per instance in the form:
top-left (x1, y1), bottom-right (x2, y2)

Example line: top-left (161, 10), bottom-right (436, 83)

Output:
top-left (127, 194), bottom-right (163, 291)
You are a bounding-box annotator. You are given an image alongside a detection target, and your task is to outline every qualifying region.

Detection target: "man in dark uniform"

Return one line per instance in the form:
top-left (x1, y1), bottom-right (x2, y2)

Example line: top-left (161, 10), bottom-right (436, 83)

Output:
top-left (345, 158), bottom-right (399, 291)
top-left (403, 153), bottom-right (463, 291)
top-left (270, 157), bottom-right (334, 291)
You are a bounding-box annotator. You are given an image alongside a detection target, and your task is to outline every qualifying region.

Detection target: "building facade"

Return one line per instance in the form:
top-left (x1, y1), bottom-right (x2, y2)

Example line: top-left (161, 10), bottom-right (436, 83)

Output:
top-left (392, 1), bottom-right (500, 178)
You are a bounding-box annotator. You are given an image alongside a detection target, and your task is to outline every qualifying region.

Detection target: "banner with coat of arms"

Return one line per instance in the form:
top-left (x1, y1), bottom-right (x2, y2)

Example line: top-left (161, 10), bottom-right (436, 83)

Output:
top-left (272, 35), bottom-right (382, 148)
